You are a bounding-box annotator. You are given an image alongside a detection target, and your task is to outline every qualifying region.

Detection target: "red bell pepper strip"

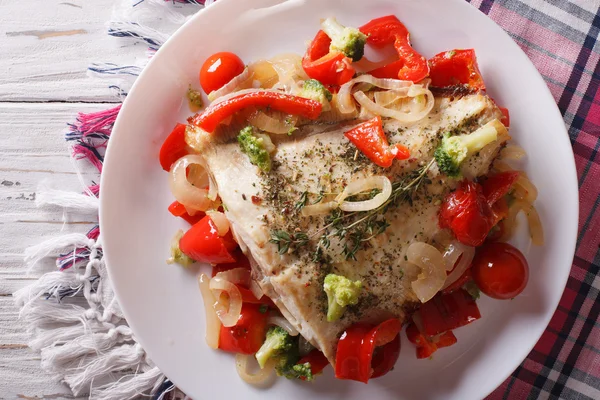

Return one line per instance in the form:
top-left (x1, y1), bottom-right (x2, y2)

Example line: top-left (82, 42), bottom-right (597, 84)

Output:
top-left (335, 318), bottom-right (401, 383)
top-left (418, 289), bottom-right (481, 336)
top-left (344, 116), bottom-right (410, 168)
top-left (439, 180), bottom-right (495, 246)
top-left (179, 215), bottom-right (237, 264)
top-left (218, 303), bottom-right (268, 354)
top-left (442, 268), bottom-right (473, 294)
top-left (302, 30), bottom-right (355, 86)
top-left (428, 49), bottom-right (486, 90)
top-left (482, 171), bottom-right (520, 206)
top-left (406, 322), bottom-right (457, 359)
top-left (159, 123), bottom-right (188, 171)
top-left (211, 250), bottom-right (251, 277)
top-left (359, 15), bottom-right (429, 82)
top-left (168, 200), bottom-right (205, 225)
top-left (189, 92), bottom-right (322, 133)
top-left (297, 349), bottom-right (330, 380)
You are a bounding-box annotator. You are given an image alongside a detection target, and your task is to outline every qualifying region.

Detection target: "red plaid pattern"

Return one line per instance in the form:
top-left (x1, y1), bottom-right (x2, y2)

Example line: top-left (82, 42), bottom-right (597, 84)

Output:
top-left (467, 1), bottom-right (600, 399)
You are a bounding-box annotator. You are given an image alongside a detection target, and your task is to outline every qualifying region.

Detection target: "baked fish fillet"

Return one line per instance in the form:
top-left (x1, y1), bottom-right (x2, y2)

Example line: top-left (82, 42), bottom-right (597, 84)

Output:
top-left (187, 92), bottom-right (505, 364)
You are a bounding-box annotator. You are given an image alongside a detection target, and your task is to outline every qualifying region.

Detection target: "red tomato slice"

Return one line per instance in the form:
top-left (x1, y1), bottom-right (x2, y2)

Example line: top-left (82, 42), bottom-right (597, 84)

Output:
top-left (199, 52), bottom-right (245, 95)
top-left (297, 349), bottom-right (330, 380)
top-left (472, 242), bottom-right (529, 299)
top-left (179, 215), bottom-right (237, 264)
top-left (159, 123), bottom-right (188, 171)
top-left (439, 180), bottom-right (495, 247)
top-left (418, 289), bottom-right (481, 336)
top-left (218, 303), bottom-right (268, 354)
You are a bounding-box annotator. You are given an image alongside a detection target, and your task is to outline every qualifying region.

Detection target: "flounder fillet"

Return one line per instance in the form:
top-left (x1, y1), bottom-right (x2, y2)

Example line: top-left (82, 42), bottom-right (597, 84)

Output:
top-left (187, 92), bottom-right (505, 364)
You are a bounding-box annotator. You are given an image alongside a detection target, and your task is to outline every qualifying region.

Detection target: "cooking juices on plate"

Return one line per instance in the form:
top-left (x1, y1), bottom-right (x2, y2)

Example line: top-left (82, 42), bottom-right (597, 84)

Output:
top-left (160, 15), bottom-right (543, 384)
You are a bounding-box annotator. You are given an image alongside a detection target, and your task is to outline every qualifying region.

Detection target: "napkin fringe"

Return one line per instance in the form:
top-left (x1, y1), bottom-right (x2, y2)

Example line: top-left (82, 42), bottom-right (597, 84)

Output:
top-left (12, 1), bottom-right (210, 398)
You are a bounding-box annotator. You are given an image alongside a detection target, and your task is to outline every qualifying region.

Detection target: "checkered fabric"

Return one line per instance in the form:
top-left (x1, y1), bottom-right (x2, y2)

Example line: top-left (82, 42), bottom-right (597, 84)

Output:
top-left (466, 1), bottom-right (600, 399)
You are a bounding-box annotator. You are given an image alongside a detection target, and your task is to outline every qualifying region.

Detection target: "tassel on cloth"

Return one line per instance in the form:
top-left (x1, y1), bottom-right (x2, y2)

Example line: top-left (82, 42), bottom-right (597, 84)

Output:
top-left (14, 0), bottom-right (215, 398)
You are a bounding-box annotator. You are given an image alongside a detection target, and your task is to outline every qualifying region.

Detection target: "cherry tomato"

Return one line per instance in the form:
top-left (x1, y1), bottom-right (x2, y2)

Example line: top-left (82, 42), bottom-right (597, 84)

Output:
top-left (471, 242), bottom-right (529, 299)
top-left (218, 303), bottom-right (268, 354)
top-left (439, 180), bottom-right (495, 246)
top-left (199, 52), bottom-right (245, 95)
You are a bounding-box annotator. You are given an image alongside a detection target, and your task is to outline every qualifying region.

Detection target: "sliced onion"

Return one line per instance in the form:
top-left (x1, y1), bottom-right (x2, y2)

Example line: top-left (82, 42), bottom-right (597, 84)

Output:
top-left (527, 205), bottom-right (544, 246)
top-left (266, 314), bottom-right (299, 336)
top-left (338, 75), bottom-right (414, 114)
top-left (198, 274), bottom-right (221, 349)
top-left (248, 60), bottom-right (279, 88)
top-left (169, 155), bottom-right (213, 211)
top-left (298, 336), bottom-right (315, 356)
top-left (354, 89), bottom-right (434, 123)
top-left (214, 267), bottom-right (250, 286)
top-left (301, 201), bottom-right (339, 217)
top-left (268, 53), bottom-right (306, 94)
top-left (249, 278), bottom-right (264, 300)
top-left (208, 67), bottom-right (251, 102)
top-left (206, 210), bottom-right (230, 236)
top-left (248, 110), bottom-right (297, 134)
top-left (407, 242), bottom-right (446, 303)
top-left (501, 145), bottom-right (526, 160)
top-left (336, 176), bottom-right (392, 212)
top-left (235, 354), bottom-right (275, 385)
top-left (210, 277), bottom-right (242, 327)
top-left (442, 241), bottom-right (474, 272)
top-left (514, 173), bottom-right (538, 203)
top-left (441, 244), bottom-right (475, 290)
top-left (210, 88), bottom-right (272, 106)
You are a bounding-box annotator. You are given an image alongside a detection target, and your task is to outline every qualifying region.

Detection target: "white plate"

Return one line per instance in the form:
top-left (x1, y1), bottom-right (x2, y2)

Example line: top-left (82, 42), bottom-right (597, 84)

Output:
top-left (100, 0), bottom-right (578, 399)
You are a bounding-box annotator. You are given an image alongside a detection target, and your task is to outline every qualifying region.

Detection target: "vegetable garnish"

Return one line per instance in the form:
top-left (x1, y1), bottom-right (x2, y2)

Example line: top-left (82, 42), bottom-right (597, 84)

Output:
top-left (405, 322), bottom-right (457, 359)
top-left (200, 51), bottom-right (245, 95)
top-left (323, 273), bottom-right (363, 322)
top-left (344, 116), bottom-right (410, 168)
top-left (302, 30), bottom-right (356, 86)
top-left (359, 15), bottom-right (429, 82)
top-left (335, 319), bottom-right (401, 383)
top-left (417, 289), bottom-right (481, 336)
top-left (189, 91), bottom-right (322, 133)
top-left (237, 126), bottom-right (272, 172)
top-left (428, 49), bottom-right (486, 90)
top-left (159, 123), bottom-right (189, 172)
top-left (472, 242), bottom-right (529, 299)
top-left (179, 215), bottom-right (237, 264)
top-left (219, 303), bottom-right (268, 354)
top-left (168, 200), bottom-right (205, 225)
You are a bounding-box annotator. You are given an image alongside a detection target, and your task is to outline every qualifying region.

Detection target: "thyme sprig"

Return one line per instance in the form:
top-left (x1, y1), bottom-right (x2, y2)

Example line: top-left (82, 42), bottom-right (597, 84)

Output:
top-left (270, 159), bottom-right (435, 259)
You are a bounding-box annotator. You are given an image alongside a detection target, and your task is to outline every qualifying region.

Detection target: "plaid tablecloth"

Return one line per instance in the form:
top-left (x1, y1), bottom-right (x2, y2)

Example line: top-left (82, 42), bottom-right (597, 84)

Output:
top-left (468, 0), bottom-right (600, 399)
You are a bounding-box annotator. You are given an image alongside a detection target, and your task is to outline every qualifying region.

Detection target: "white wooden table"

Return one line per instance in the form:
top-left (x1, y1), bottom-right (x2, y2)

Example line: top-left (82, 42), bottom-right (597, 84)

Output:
top-left (0, 0), bottom-right (130, 397)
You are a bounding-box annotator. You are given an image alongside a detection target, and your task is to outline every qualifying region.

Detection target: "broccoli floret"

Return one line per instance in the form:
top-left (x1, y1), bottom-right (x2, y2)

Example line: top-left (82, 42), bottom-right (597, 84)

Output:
top-left (434, 122), bottom-right (499, 178)
top-left (166, 230), bottom-right (194, 267)
top-left (323, 273), bottom-right (363, 322)
top-left (300, 79), bottom-right (333, 106)
top-left (255, 327), bottom-right (318, 381)
top-left (237, 126), bottom-right (271, 172)
top-left (279, 362), bottom-right (314, 381)
top-left (321, 17), bottom-right (367, 62)
top-left (255, 326), bottom-right (294, 368)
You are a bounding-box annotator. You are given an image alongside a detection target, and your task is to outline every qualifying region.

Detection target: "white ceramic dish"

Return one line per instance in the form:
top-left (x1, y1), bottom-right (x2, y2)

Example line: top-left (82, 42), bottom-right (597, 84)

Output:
top-left (100, 0), bottom-right (578, 398)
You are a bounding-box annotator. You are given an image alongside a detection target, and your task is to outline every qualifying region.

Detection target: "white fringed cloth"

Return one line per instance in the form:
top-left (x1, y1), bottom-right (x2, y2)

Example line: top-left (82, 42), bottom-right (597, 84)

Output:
top-left (13, 1), bottom-right (213, 398)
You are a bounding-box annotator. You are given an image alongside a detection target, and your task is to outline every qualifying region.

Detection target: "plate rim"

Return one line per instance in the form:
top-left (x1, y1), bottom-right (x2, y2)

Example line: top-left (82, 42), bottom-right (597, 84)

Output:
top-left (100, 0), bottom-right (579, 398)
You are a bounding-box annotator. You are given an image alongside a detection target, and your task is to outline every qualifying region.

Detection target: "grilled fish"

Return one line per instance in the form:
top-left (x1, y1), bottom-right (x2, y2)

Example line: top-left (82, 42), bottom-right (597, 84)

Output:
top-left (187, 92), bottom-right (505, 364)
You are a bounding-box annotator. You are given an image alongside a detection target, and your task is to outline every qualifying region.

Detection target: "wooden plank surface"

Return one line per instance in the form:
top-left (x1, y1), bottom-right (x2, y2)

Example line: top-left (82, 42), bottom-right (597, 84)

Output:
top-left (0, 0), bottom-right (127, 395)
